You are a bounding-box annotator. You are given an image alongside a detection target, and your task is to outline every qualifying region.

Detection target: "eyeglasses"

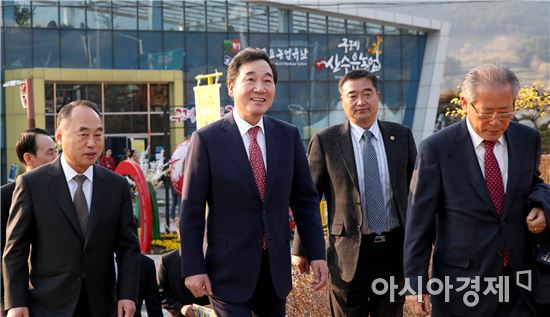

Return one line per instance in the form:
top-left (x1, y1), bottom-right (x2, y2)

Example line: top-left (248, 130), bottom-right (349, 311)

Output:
top-left (469, 103), bottom-right (515, 121)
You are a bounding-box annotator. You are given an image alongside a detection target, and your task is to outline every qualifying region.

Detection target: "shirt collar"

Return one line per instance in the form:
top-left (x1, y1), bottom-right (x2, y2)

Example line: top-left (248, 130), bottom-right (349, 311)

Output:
top-left (60, 152), bottom-right (94, 184)
top-left (232, 107), bottom-right (265, 137)
top-left (349, 120), bottom-right (381, 143)
top-left (466, 117), bottom-right (506, 148)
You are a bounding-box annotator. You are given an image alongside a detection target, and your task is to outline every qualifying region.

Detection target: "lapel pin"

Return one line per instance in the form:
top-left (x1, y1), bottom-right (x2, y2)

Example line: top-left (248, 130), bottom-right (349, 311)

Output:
top-left (390, 136), bottom-right (395, 141)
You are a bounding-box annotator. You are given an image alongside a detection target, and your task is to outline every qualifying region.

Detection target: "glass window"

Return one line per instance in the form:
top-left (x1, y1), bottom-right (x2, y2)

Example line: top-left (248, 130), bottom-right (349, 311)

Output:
top-left (384, 25), bottom-right (400, 34)
top-left (113, 31), bottom-right (139, 69)
top-left (310, 110), bottom-right (329, 136)
top-left (33, 29), bottom-right (60, 67)
top-left (60, 2), bottom-right (86, 29)
top-left (60, 29), bottom-right (88, 68)
top-left (206, 0), bottom-right (226, 32)
top-left (163, 31), bottom-right (185, 70)
top-left (309, 34), bottom-right (328, 81)
top-left (105, 114), bottom-right (148, 134)
top-left (272, 82), bottom-right (290, 111)
top-left (4, 27), bottom-right (32, 68)
top-left (328, 80), bottom-right (341, 110)
top-left (289, 34), bottom-right (308, 80)
top-left (381, 81), bottom-right (403, 122)
top-left (150, 84), bottom-right (169, 109)
top-left (366, 23), bottom-right (382, 35)
top-left (56, 84), bottom-right (101, 111)
top-left (32, 0), bottom-right (58, 28)
top-left (290, 110), bottom-right (309, 139)
top-left (207, 32), bottom-right (225, 73)
top-left (291, 11), bottom-right (307, 33)
top-left (249, 33), bottom-right (268, 49)
top-left (138, 0), bottom-right (161, 30)
top-left (228, 2), bottom-right (247, 32)
top-left (328, 16), bottom-right (344, 34)
top-left (418, 33), bottom-right (426, 67)
top-left (3, 1), bottom-right (32, 27)
top-left (269, 7), bottom-right (288, 33)
top-left (87, 0), bottom-right (112, 29)
top-left (402, 80), bottom-right (419, 127)
top-left (308, 13), bottom-right (326, 34)
top-left (45, 83), bottom-right (55, 114)
top-left (162, 2), bottom-right (183, 31)
top-left (290, 82), bottom-right (309, 110)
top-left (88, 30), bottom-right (113, 68)
top-left (139, 31), bottom-right (162, 69)
top-left (185, 80), bottom-right (196, 107)
top-left (185, 1), bottom-right (205, 31)
top-left (269, 33), bottom-right (289, 81)
top-left (104, 84), bottom-right (147, 112)
top-left (267, 111), bottom-right (290, 122)
top-left (383, 35), bottom-right (402, 80)
top-left (346, 19), bottom-right (363, 34)
top-left (402, 35), bottom-right (420, 80)
top-left (185, 33), bottom-right (206, 80)
top-left (328, 109), bottom-right (346, 126)
top-left (113, 1), bottom-right (137, 30)
top-left (310, 82), bottom-right (329, 110)
top-left (248, 4), bottom-right (267, 33)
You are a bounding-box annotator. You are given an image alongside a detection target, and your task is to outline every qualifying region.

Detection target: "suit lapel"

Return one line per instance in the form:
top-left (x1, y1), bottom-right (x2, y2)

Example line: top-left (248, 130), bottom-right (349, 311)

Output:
top-left (503, 125), bottom-right (520, 217)
top-left (85, 165), bottom-right (107, 247)
top-left (264, 117), bottom-right (279, 204)
top-left (379, 121), bottom-right (398, 195)
top-left (336, 122), bottom-right (360, 193)
top-left (220, 114), bottom-right (263, 201)
top-left (453, 120), bottom-right (497, 215)
top-left (48, 158), bottom-right (85, 240)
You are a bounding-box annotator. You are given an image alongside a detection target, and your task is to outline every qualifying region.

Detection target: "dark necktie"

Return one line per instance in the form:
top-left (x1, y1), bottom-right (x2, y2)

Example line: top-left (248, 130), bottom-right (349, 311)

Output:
top-left (73, 174), bottom-right (89, 235)
top-left (484, 140), bottom-right (508, 267)
top-left (248, 127), bottom-right (268, 249)
top-left (361, 131), bottom-right (387, 234)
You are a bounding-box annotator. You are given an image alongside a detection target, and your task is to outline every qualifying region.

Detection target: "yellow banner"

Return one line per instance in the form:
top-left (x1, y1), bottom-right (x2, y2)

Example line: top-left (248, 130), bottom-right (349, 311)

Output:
top-left (194, 84), bottom-right (221, 129)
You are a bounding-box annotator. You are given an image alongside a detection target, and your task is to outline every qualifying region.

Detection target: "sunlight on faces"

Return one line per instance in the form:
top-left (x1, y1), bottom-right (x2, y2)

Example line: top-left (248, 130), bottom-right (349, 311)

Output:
top-left (227, 59), bottom-right (275, 125)
top-left (55, 105), bottom-right (104, 173)
top-left (25, 134), bottom-right (57, 169)
top-left (462, 83), bottom-right (515, 142)
top-left (340, 77), bottom-right (380, 129)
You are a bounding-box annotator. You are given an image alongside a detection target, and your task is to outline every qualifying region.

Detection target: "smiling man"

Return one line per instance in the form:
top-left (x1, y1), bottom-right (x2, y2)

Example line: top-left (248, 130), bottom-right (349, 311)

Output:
top-left (180, 48), bottom-right (328, 317)
top-left (3, 100), bottom-right (140, 317)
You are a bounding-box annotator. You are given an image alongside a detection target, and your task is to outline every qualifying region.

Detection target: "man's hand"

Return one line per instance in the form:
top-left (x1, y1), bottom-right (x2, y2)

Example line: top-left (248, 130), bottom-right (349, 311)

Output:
top-left (181, 304), bottom-right (197, 317)
top-left (6, 307), bottom-right (29, 317)
top-left (309, 259), bottom-right (328, 291)
top-left (292, 255), bottom-right (310, 274)
top-left (185, 274), bottom-right (212, 298)
top-left (117, 299), bottom-right (136, 317)
top-left (526, 207), bottom-right (547, 234)
top-left (406, 294), bottom-right (431, 316)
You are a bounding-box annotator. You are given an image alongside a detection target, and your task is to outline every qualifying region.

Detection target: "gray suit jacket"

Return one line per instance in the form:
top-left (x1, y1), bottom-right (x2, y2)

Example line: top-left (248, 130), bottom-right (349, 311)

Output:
top-left (3, 158), bottom-right (141, 317)
top-left (292, 120), bottom-right (417, 282)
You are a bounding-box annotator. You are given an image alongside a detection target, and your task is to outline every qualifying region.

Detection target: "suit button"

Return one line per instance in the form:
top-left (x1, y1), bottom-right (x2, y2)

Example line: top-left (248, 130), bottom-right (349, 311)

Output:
top-left (355, 200), bottom-right (361, 205)
top-left (357, 225), bottom-right (361, 231)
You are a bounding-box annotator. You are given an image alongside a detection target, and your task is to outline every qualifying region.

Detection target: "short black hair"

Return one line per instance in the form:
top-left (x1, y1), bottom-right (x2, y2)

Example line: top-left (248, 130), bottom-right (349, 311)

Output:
top-left (57, 100), bottom-right (101, 129)
top-left (227, 47), bottom-right (278, 84)
top-left (338, 69), bottom-right (379, 94)
top-left (15, 128), bottom-right (50, 164)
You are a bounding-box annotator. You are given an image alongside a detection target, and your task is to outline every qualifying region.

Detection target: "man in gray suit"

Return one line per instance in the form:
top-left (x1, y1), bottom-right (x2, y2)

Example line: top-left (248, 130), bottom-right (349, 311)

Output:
top-left (3, 100), bottom-right (140, 317)
top-left (292, 69), bottom-right (417, 316)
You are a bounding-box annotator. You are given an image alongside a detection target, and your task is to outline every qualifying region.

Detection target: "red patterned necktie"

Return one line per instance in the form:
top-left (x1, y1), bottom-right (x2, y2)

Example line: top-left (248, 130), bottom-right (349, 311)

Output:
top-left (248, 126), bottom-right (268, 249)
top-left (484, 140), bottom-right (508, 267)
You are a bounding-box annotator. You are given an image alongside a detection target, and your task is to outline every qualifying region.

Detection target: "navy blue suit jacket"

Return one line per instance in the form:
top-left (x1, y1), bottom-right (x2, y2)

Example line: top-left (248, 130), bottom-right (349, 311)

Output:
top-left (179, 113), bottom-right (326, 303)
top-left (404, 120), bottom-right (542, 315)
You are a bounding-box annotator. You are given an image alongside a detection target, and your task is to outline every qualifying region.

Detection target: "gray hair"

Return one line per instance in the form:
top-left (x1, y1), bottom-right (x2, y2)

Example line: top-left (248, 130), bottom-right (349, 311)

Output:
top-left (461, 64), bottom-right (520, 103)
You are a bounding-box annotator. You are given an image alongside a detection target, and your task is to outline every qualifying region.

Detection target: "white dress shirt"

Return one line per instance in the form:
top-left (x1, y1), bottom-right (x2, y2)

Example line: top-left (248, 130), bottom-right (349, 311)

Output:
top-left (60, 153), bottom-right (94, 211)
top-left (466, 117), bottom-right (508, 192)
top-left (232, 107), bottom-right (267, 170)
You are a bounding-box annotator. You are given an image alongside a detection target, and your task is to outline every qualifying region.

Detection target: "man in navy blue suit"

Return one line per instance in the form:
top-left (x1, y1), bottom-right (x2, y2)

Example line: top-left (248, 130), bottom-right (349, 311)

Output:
top-left (404, 64), bottom-right (547, 317)
top-left (179, 48), bottom-right (328, 317)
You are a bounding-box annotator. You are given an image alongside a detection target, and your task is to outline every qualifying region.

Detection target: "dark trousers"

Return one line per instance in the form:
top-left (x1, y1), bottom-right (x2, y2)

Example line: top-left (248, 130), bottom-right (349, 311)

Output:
top-left (73, 280), bottom-right (92, 317)
top-left (209, 251), bottom-right (285, 317)
top-left (330, 227), bottom-right (404, 317)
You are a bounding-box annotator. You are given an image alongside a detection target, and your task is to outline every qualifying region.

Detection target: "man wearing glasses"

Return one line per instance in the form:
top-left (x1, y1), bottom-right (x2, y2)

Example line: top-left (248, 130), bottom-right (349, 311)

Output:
top-left (405, 64), bottom-right (547, 317)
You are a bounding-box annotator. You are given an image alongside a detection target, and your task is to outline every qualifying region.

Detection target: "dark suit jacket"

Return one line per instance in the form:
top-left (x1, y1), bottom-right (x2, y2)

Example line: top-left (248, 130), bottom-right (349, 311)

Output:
top-left (527, 183), bottom-right (550, 304)
top-left (1, 181), bottom-right (16, 314)
top-left (291, 120), bottom-right (417, 282)
top-left (136, 255), bottom-right (163, 317)
top-left (2, 158), bottom-right (141, 317)
top-left (180, 114), bottom-right (326, 303)
top-left (157, 249), bottom-right (209, 317)
top-left (404, 120), bottom-right (542, 316)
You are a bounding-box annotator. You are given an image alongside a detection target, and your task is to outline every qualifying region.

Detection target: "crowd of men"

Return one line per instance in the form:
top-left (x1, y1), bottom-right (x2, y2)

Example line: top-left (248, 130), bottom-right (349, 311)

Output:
top-left (1, 47), bottom-right (549, 317)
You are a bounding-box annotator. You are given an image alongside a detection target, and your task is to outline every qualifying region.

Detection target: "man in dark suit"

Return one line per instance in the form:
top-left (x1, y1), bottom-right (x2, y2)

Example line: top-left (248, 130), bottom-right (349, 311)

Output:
top-left (3, 100), bottom-right (141, 317)
top-left (157, 249), bottom-right (209, 317)
top-left (291, 69), bottom-right (417, 316)
top-left (180, 48), bottom-right (328, 317)
top-left (404, 64), bottom-right (547, 317)
top-left (136, 254), bottom-right (163, 317)
top-left (1, 128), bottom-right (57, 316)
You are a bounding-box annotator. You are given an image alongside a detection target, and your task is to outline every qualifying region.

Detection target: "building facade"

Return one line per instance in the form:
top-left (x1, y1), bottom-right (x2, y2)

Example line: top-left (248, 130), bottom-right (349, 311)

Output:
top-left (0, 0), bottom-right (449, 183)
